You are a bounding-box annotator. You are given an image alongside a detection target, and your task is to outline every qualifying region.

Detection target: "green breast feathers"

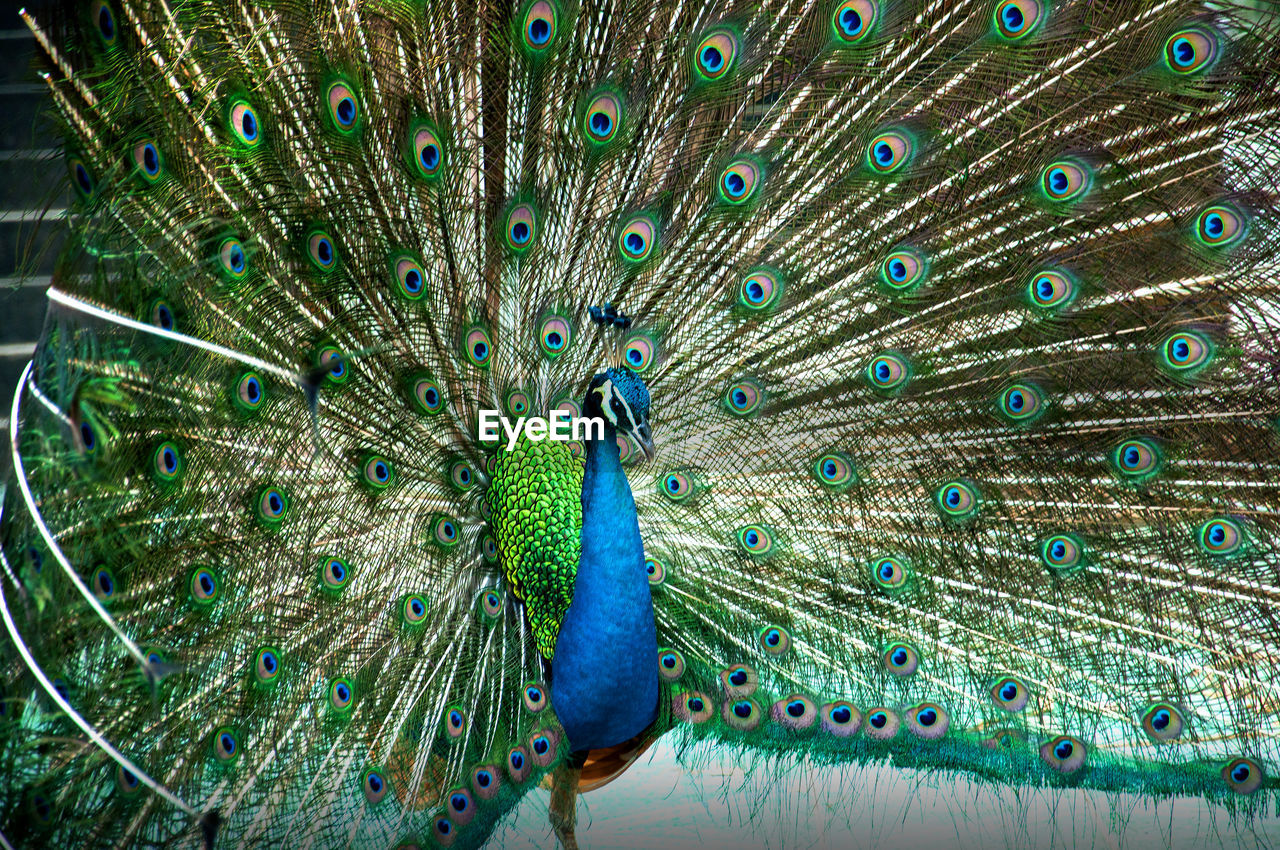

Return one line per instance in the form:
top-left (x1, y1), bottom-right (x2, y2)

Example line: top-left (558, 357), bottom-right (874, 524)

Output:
top-left (484, 436), bottom-right (583, 658)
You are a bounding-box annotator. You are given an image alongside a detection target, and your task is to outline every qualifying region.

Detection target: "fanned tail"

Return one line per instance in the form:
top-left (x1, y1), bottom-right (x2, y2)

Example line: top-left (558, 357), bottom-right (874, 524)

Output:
top-left (0, 0), bottom-right (1278, 847)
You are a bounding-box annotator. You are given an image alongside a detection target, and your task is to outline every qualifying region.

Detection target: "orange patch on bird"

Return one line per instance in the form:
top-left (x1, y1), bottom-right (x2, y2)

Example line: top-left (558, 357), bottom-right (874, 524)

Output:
top-left (384, 738), bottom-right (450, 810)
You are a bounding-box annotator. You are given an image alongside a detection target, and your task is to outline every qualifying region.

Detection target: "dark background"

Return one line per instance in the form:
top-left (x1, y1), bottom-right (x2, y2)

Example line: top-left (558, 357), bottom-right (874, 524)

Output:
top-left (0, 0), bottom-right (61, 434)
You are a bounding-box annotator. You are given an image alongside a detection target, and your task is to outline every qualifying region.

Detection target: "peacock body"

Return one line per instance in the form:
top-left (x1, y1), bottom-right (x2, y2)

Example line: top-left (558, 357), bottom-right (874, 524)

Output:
top-left (1, 0), bottom-right (1279, 847)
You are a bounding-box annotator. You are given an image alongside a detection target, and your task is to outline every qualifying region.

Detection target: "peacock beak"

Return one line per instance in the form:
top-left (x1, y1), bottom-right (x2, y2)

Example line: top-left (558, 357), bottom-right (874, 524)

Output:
top-left (632, 422), bottom-right (655, 461)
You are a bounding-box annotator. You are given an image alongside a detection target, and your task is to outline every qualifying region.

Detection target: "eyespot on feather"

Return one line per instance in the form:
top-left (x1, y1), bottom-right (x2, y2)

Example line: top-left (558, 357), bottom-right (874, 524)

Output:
top-left (324, 78), bottom-right (361, 135)
top-left (882, 642), bottom-right (920, 677)
top-left (1040, 735), bottom-right (1087, 773)
top-left (227, 98), bottom-right (261, 148)
top-left (1223, 757), bottom-right (1264, 794)
top-left (1164, 27), bottom-right (1218, 75)
top-left (719, 663), bottom-right (759, 698)
top-left (1193, 204), bottom-right (1247, 248)
top-left (1026, 269), bottom-right (1077, 310)
top-left (657, 647), bottom-right (685, 680)
top-left (694, 28), bottom-right (739, 81)
top-left (583, 90), bottom-right (623, 145)
top-left (870, 555), bottom-right (910, 594)
top-left (1141, 703), bottom-right (1185, 742)
top-left (618, 214), bottom-right (658, 263)
top-left (521, 0), bottom-right (559, 52)
top-left (864, 707), bottom-right (900, 741)
top-left (738, 267), bottom-right (784, 311)
top-left (821, 701), bottom-right (862, 736)
top-left (408, 121), bottom-right (444, 179)
top-left (865, 352), bottom-right (911, 392)
top-left (772, 695), bottom-right (818, 730)
top-left (718, 158), bottom-right (762, 205)
top-left (1040, 533), bottom-right (1084, 575)
top-left (905, 703), bottom-right (949, 739)
top-left (1040, 159), bottom-right (1092, 202)
top-left (993, 0), bottom-right (1045, 41)
top-left (832, 0), bottom-right (878, 44)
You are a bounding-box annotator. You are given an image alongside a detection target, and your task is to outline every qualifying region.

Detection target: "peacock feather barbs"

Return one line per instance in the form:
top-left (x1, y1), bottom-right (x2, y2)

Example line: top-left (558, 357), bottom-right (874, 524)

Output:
top-left (0, 0), bottom-right (1278, 847)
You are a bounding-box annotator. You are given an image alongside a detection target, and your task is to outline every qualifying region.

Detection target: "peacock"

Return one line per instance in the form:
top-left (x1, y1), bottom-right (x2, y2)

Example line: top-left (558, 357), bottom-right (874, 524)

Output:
top-left (1, 0), bottom-right (1279, 847)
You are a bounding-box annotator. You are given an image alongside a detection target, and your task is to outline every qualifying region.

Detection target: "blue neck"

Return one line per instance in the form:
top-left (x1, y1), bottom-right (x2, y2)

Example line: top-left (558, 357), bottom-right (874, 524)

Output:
top-left (550, 421), bottom-right (659, 752)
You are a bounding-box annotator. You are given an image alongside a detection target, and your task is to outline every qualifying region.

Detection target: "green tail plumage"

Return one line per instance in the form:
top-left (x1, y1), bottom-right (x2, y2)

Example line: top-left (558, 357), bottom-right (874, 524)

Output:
top-left (2, 0), bottom-right (1280, 846)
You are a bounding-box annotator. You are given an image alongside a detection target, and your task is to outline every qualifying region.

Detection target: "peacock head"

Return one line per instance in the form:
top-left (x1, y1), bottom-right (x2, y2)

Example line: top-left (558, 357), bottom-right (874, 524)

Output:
top-left (583, 367), bottom-right (654, 459)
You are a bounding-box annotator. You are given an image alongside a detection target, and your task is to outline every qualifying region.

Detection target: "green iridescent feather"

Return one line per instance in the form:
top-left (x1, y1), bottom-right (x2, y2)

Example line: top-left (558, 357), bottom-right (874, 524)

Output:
top-left (485, 437), bottom-right (582, 659)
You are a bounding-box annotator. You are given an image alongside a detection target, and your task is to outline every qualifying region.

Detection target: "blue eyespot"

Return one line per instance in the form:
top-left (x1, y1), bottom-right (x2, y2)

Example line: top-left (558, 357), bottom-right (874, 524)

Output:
top-left (229, 99), bottom-right (261, 147)
top-left (694, 27), bottom-right (739, 81)
top-left (657, 648), bottom-right (685, 680)
top-left (883, 642), bottom-right (919, 676)
top-left (1142, 703), bottom-right (1185, 742)
top-left (993, 1), bottom-right (1045, 41)
top-left (936, 480), bottom-right (979, 519)
top-left (1112, 437), bottom-right (1162, 481)
top-left (1164, 28), bottom-right (1217, 75)
top-left (758, 624), bottom-right (791, 655)
top-left (94, 1), bottom-right (118, 46)
top-left (1040, 734), bottom-right (1087, 773)
top-left (326, 80), bottom-right (360, 133)
top-left (1223, 757), bottom-right (1263, 793)
top-left (523, 683), bottom-right (548, 712)
top-left (190, 566), bottom-right (221, 605)
top-left (1040, 159), bottom-right (1092, 202)
top-left (363, 768), bottom-right (389, 803)
top-left (213, 726), bottom-right (240, 763)
top-left (864, 707), bottom-right (900, 740)
top-left (94, 568), bottom-right (115, 599)
top-left (523, 0), bottom-right (558, 50)
top-left (991, 676), bottom-right (1030, 711)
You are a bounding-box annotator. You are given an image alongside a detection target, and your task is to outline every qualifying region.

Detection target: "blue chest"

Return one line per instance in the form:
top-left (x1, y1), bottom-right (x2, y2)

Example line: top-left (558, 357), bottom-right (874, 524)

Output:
top-left (549, 430), bottom-right (659, 752)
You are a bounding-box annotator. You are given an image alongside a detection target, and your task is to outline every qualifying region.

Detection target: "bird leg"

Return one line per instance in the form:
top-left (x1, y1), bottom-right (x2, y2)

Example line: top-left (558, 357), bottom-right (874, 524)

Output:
top-left (549, 755), bottom-right (584, 850)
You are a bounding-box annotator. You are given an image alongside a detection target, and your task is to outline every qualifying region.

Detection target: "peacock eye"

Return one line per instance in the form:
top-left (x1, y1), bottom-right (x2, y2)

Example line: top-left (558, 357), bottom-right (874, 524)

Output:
top-left (1040, 735), bottom-right (1087, 773)
top-left (1040, 159), bottom-right (1092, 202)
top-left (1112, 437), bottom-right (1162, 480)
top-left (325, 79), bottom-right (360, 134)
top-left (993, 0), bottom-right (1046, 41)
top-left (1223, 757), bottom-right (1264, 794)
top-left (870, 555), bottom-right (910, 594)
top-left (936, 480), bottom-right (979, 519)
top-left (235, 371), bottom-right (265, 412)
top-left (228, 98), bottom-right (261, 147)
top-left (1040, 533), bottom-right (1085, 575)
top-left (905, 702), bottom-right (949, 740)
top-left (867, 130), bottom-right (913, 174)
top-left (463, 327), bottom-right (493, 368)
top-left (617, 213), bottom-right (658, 262)
top-left (832, 0), bottom-right (878, 44)
top-left (882, 642), bottom-right (920, 677)
top-left (657, 647), bottom-right (685, 680)
top-left (505, 204), bottom-right (538, 252)
top-left (1164, 27), bottom-right (1218, 75)
top-left (694, 28), bottom-right (739, 81)
top-left (719, 158), bottom-right (762, 205)
top-left (306, 228), bottom-right (337, 271)
top-left (1141, 703), bottom-right (1185, 742)
top-left (864, 707), bottom-right (900, 740)
top-left (362, 768), bottom-right (390, 803)
top-left (213, 727), bottom-right (240, 763)
top-left (991, 676), bottom-right (1031, 712)
top-left (409, 121), bottom-right (444, 180)
top-left (522, 0), bottom-right (558, 51)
